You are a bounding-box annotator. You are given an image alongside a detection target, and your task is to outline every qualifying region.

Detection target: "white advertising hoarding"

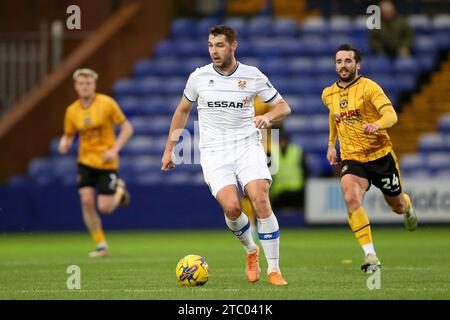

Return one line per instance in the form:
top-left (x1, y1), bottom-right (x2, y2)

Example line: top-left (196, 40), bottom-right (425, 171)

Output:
top-left (306, 178), bottom-right (450, 224)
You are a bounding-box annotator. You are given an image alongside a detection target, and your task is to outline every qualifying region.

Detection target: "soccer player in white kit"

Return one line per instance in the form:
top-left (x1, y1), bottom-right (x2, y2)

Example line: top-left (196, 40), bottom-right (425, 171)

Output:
top-left (161, 25), bottom-right (291, 285)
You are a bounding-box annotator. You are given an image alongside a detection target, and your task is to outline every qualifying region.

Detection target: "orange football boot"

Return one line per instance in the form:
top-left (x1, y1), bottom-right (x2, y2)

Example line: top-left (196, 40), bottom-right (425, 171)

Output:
top-left (246, 246), bottom-right (261, 283)
top-left (268, 272), bottom-right (288, 286)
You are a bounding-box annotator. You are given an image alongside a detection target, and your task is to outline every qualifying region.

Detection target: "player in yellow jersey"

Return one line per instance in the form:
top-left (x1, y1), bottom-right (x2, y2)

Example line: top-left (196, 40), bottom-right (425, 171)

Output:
top-left (321, 44), bottom-right (418, 273)
top-left (58, 68), bottom-right (134, 258)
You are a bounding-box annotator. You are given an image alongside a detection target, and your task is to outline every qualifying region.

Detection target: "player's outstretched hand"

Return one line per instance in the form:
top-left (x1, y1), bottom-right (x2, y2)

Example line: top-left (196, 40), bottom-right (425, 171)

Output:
top-left (161, 150), bottom-right (176, 171)
top-left (253, 115), bottom-right (271, 129)
top-left (362, 123), bottom-right (379, 134)
top-left (327, 146), bottom-right (338, 166)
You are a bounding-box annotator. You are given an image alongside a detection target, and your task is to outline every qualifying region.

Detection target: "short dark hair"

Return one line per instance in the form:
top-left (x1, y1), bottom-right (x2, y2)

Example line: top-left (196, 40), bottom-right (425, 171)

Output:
top-left (336, 44), bottom-right (362, 63)
top-left (209, 25), bottom-right (237, 44)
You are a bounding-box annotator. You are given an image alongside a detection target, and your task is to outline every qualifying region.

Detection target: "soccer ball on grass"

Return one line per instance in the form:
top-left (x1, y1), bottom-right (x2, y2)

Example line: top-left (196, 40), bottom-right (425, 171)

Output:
top-left (176, 254), bottom-right (209, 286)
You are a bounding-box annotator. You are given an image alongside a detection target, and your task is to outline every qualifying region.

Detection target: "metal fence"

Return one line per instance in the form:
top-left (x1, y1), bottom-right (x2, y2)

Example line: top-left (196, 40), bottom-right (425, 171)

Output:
top-left (0, 21), bottom-right (63, 117)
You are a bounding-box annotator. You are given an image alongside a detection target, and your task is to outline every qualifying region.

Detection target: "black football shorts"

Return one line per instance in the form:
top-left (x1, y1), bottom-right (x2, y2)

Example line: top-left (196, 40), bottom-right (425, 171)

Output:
top-left (340, 152), bottom-right (402, 197)
top-left (77, 163), bottom-right (119, 195)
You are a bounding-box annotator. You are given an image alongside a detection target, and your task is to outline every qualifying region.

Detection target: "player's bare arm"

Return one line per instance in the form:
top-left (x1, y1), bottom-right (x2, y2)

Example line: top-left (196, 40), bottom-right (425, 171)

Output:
top-left (161, 96), bottom-right (193, 171)
top-left (362, 105), bottom-right (398, 134)
top-left (253, 99), bottom-right (291, 129)
top-left (58, 134), bottom-right (75, 155)
top-left (104, 120), bottom-right (134, 162)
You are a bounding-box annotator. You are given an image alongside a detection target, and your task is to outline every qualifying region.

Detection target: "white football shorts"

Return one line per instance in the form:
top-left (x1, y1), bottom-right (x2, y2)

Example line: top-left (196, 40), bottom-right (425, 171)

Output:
top-left (200, 141), bottom-right (272, 197)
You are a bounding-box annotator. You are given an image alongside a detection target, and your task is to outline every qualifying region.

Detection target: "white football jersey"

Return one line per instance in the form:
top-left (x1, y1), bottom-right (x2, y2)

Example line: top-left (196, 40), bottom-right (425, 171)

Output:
top-left (183, 61), bottom-right (282, 150)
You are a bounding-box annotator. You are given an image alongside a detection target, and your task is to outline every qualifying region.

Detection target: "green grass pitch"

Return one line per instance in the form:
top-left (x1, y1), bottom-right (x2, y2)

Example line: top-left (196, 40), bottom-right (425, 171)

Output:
top-left (0, 226), bottom-right (449, 300)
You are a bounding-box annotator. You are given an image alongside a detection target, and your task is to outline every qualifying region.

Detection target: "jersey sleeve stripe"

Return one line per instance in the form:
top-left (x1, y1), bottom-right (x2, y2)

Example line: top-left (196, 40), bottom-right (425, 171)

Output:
top-left (263, 92), bottom-right (279, 103)
top-left (183, 92), bottom-right (195, 103)
top-left (377, 103), bottom-right (393, 111)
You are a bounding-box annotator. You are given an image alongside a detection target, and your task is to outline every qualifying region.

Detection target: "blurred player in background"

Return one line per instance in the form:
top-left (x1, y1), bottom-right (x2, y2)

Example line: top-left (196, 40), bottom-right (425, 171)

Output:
top-left (321, 44), bottom-right (418, 273)
top-left (58, 68), bottom-right (133, 257)
top-left (162, 25), bottom-right (291, 285)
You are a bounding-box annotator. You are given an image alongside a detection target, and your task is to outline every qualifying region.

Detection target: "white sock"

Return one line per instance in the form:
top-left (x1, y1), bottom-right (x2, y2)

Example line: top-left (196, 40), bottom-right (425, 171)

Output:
top-left (257, 213), bottom-right (280, 274)
top-left (362, 243), bottom-right (376, 256)
top-left (225, 213), bottom-right (258, 253)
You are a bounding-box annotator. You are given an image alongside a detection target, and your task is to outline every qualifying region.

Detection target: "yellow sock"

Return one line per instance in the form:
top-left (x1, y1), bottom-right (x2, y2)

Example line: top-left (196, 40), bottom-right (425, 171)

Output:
top-left (114, 186), bottom-right (124, 205)
top-left (91, 229), bottom-right (106, 247)
top-left (241, 196), bottom-right (255, 226)
top-left (403, 193), bottom-right (411, 213)
top-left (348, 207), bottom-right (373, 247)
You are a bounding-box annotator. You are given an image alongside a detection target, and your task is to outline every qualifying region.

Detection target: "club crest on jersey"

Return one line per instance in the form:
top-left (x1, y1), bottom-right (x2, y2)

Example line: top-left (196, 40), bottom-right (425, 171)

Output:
top-left (237, 80), bottom-right (247, 90)
top-left (209, 79), bottom-right (214, 87)
top-left (340, 99), bottom-right (348, 109)
top-left (242, 96), bottom-right (250, 105)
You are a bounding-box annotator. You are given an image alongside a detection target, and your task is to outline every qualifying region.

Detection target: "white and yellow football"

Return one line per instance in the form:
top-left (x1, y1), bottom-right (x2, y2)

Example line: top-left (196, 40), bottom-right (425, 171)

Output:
top-left (176, 254), bottom-right (209, 286)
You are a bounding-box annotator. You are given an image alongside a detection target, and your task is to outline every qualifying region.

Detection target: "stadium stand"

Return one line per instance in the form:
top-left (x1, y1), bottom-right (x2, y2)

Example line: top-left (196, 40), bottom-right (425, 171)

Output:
top-left (9, 14), bottom-right (450, 187)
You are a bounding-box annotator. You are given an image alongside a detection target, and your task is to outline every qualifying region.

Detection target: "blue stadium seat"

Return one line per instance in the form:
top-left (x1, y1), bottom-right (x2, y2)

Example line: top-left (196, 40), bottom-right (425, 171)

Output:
top-left (28, 158), bottom-right (53, 179)
top-left (248, 17), bottom-right (272, 37)
top-left (301, 36), bottom-right (333, 55)
top-left (113, 79), bottom-right (136, 96)
top-left (153, 58), bottom-right (182, 76)
top-left (419, 133), bottom-right (450, 152)
top-left (438, 114), bottom-right (450, 133)
top-left (394, 57), bottom-right (419, 74)
top-left (133, 59), bottom-right (156, 77)
top-left (427, 153), bottom-right (450, 172)
top-left (370, 74), bottom-right (398, 94)
top-left (163, 77), bottom-right (186, 95)
top-left (327, 35), bottom-right (354, 53)
top-left (366, 55), bottom-right (393, 73)
top-left (154, 40), bottom-right (177, 57)
top-left (329, 16), bottom-right (352, 34)
top-left (52, 157), bottom-right (77, 181)
top-left (223, 17), bottom-right (248, 38)
top-left (432, 14), bottom-right (450, 31)
top-left (117, 96), bottom-right (141, 117)
top-left (288, 57), bottom-right (315, 75)
top-left (130, 116), bottom-right (171, 135)
top-left (300, 17), bottom-right (327, 36)
top-left (139, 97), bottom-right (171, 115)
top-left (413, 36), bottom-right (437, 54)
top-left (417, 53), bottom-right (435, 71)
top-left (121, 136), bottom-right (154, 155)
top-left (291, 134), bottom-right (328, 154)
top-left (171, 18), bottom-right (196, 39)
top-left (433, 31), bottom-right (450, 50)
top-left (283, 95), bottom-right (301, 114)
top-left (302, 95), bottom-right (326, 114)
top-left (315, 57), bottom-right (335, 75)
top-left (304, 152), bottom-right (328, 177)
top-left (196, 18), bottom-right (220, 38)
top-left (176, 41), bottom-right (206, 56)
top-left (396, 74), bottom-right (416, 91)
top-left (284, 116), bottom-right (328, 135)
top-left (260, 58), bottom-right (290, 76)
top-left (272, 18), bottom-right (298, 37)
top-left (407, 15), bottom-right (431, 34)
top-left (135, 77), bottom-right (162, 96)
top-left (317, 75), bottom-right (337, 91)
top-left (400, 153), bottom-right (424, 173)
